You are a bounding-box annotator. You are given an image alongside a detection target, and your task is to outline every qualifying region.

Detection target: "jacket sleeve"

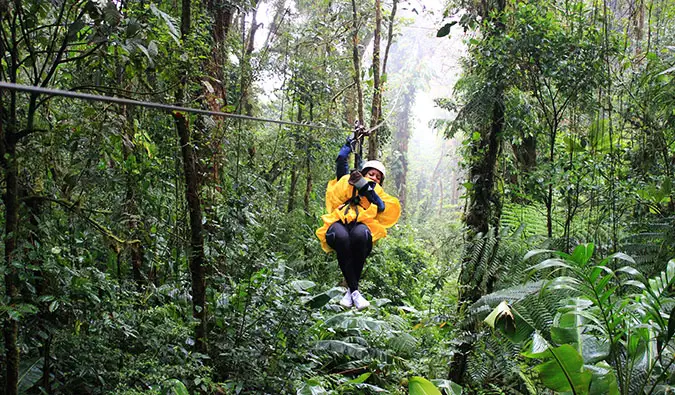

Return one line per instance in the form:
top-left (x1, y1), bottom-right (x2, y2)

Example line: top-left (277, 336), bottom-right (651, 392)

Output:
top-left (373, 184), bottom-right (401, 228)
top-left (358, 182), bottom-right (385, 212)
top-left (325, 175), bottom-right (355, 213)
top-left (336, 143), bottom-right (351, 179)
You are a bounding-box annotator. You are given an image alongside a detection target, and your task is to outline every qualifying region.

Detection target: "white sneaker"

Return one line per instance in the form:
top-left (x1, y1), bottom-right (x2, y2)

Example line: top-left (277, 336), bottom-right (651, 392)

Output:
top-left (339, 290), bottom-right (353, 308)
top-left (351, 290), bottom-right (370, 310)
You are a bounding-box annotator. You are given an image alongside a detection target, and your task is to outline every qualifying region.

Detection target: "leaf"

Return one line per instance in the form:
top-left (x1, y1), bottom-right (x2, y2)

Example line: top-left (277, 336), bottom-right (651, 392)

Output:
top-left (347, 372), bottom-right (371, 384)
top-left (524, 249), bottom-right (556, 261)
top-left (18, 358), bottom-right (43, 393)
top-left (571, 243), bottom-right (594, 266)
top-left (314, 340), bottom-right (367, 359)
top-left (303, 287), bottom-right (343, 308)
top-left (586, 362), bottom-right (619, 395)
top-left (430, 379), bottom-right (463, 394)
top-left (603, 252), bottom-right (636, 265)
top-left (437, 21), bottom-right (457, 38)
top-left (622, 280), bottom-right (645, 289)
top-left (161, 379), bottom-right (189, 395)
top-left (528, 258), bottom-right (572, 271)
top-left (658, 64), bottom-right (675, 75)
top-left (615, 265), bottom-right (639, 276)
top-left (136, 43), bottom-right (151, 61)
top-left (389, 332), bottom-right (418, 354)
top-left (484, 300), bottom-right (511, 328)
top-left (297, 379), bottom-right (329, 395)
top-left (409, 376), bottom-right (442, 395)
top-left (291, 280), bottom-right (316, 293)
top-left (67, 19), bottom-right (85, 39)
top-left (531, 344), bottom-right (592, 393)
top-left (324, 313), bottom-right (389, 331)
top-left (578, 336), bottom-right (608, 366)
top-left (150, 4), bottom-right (181, 44)
top-left (148, 40), bottom-right (159, 58)
top-left (667, 305), bottom-right (675, 342)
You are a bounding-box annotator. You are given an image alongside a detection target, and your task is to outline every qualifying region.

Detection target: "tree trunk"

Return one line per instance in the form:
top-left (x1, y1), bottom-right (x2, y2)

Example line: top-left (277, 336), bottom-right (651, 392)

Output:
top-left (178, 0), bottom-right (207, 354)
top-left (546, 119), bottom-right (558, 238)
top-left (351, 0), bottom-right (364, 124)
top-left (288, 168), bottom-right (298, 212)
top-left (393, 84), bottom-right (414, 210)
top-left (303, 103), bottom-right (314, 215)
top-left (240, 1), bottom-right (259, 116)
top-left (449, 86), bottom-right (504, 385)
top-left (2, 140), bottom-right (20, 395)
top-left (174, 112), bottom-right (208, 353)
top-left (120, 100), bottom-right (145, 286)
top-left (304, 146), bottom-right (312, 215)
top-left (1, 7), bottom-right (20, 391)
top-left (367, 0), bottom-right (382, 160)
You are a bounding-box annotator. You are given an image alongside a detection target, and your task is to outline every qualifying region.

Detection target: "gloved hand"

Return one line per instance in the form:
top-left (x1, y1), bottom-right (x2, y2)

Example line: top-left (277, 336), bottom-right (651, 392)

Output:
top-left (348, 170), bottom-right (368, 190)
top-left (346, 135), bottom-right (357, 152)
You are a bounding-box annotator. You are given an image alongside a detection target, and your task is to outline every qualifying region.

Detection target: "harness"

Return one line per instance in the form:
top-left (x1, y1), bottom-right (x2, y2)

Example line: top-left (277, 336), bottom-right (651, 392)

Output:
top-left (338, 120), bottom-right (370, 224)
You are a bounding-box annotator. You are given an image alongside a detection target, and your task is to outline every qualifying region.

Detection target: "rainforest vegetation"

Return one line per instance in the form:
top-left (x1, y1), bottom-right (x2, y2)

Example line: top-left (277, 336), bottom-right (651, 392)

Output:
top-left (0, 0), bottom-right (674, 394)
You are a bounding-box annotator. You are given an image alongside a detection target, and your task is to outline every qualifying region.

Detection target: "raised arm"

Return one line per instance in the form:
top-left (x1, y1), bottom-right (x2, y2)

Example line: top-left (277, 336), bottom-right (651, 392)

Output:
top-left (336, 140), bottom-right (352, 179)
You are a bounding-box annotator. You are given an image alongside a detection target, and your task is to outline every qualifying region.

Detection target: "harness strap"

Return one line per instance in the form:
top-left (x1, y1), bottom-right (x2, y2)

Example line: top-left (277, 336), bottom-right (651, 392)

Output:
top-left (339, 186), bottom-right (365, 224)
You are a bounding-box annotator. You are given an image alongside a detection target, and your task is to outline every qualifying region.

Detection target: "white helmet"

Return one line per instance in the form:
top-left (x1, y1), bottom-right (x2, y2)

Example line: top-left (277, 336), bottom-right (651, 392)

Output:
top-left (361, 160), bottom-right (386, 182)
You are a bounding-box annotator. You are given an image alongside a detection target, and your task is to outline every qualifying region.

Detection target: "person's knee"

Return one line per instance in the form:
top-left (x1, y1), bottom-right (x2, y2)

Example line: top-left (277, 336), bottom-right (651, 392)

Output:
top-left (351, 224), bottom-right (372, 248)
top-left (326, 222), bottom-right (350, 250)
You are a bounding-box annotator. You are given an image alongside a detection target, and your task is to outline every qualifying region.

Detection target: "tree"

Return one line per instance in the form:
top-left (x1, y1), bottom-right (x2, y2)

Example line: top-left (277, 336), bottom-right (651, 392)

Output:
top-left (445, 0), bottom-right (507, 385)
top-left (175, 0), bottom-right (208, 353)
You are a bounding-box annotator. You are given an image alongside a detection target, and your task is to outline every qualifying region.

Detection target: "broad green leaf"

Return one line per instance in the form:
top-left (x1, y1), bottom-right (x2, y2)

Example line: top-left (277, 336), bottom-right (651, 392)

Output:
top-left (303, 287), bottom-right (343, 308)
top-left (314, 340), bottom-right (368, 358)
top-left (484, 300), bottom-right (511, 328)
top-left (666, 306), bottom-right (675, 342)
top-left (528, 258), bottom-right (572, 271)
top-left (586, 362), bottom-right (619, 395)
top-left (524, 249), bottom-right (556, 261)
top-left (623, 280), bottom-right (645, 289)
top-left (571, 243), bottom-right (594, 266)
top-left (484, 301), bottom-right (534, 342)
top-left (388, 332), bottom-right (418, 354)
top-left (532, 345), bottom-right (592, 393)
top-left (606, 252), bottom-right (636, 265)
top-left (581, 336), bottom-right (610, 364)
top-left (667, 260), bottom-right (675, 283)
top-left (615, 266), bottom-right (639, 277)
top-left (437, 21), bottom-right (456, 38)
top-left (291, 280), bottom-right (316, 293)
top-left (297, 380), bottom-right (329, 395)
top-left (150, 4), bottom-right (180, 44)
top-left (409, 376), bottom-right (442, 395)
top-left (324, 313), bottom-right (389, 331)
top-left (347, 372), bottom-right (371, 384)
top-left (18, 358), bottom-right (43, 393)
top-left (161, 379), bottom-right (189, 395)
top-left (658, 64), bottom-right (675, 75)
top-left (430, 379), bottom-right (462, 394)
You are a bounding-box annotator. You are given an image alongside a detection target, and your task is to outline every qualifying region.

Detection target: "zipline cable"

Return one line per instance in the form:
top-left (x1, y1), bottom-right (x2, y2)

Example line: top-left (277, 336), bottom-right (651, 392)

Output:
top-left (0, 81), bottom-right (346, 132)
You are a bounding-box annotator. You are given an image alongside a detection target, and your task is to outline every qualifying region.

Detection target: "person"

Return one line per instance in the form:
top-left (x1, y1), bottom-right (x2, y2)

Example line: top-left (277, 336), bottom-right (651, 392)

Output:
top-left (315, 137), bottom-right (401, 310)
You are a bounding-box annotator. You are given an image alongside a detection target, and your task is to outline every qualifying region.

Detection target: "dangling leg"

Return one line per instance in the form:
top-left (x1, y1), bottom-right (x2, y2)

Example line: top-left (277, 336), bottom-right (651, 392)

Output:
top-left (325, 222), bottom-right (354, 307)
top-left (348, 223), bottom-right (373, 310)
top-left (348, 223), bottom-right (373, 290)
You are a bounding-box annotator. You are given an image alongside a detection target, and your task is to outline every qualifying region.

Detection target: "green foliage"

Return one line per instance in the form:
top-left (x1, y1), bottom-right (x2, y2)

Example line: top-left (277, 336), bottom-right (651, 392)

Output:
top-left (483, 244), bottom-right (675, 394)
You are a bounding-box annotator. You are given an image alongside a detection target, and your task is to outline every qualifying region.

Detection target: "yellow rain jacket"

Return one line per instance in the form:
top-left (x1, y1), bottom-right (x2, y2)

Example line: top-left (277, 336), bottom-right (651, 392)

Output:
top-left (316, 175), bottom-right (401, 253)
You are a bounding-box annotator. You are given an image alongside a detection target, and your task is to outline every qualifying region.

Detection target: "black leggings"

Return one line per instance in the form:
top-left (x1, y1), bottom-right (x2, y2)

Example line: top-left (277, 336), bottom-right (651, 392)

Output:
top-left (325, 222), bottom-right (373, 291)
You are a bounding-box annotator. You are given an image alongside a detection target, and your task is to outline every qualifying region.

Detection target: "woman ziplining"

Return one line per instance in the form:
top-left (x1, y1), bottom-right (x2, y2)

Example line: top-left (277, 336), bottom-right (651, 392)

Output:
top-left (316, 121), bottom-right (401, 310)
